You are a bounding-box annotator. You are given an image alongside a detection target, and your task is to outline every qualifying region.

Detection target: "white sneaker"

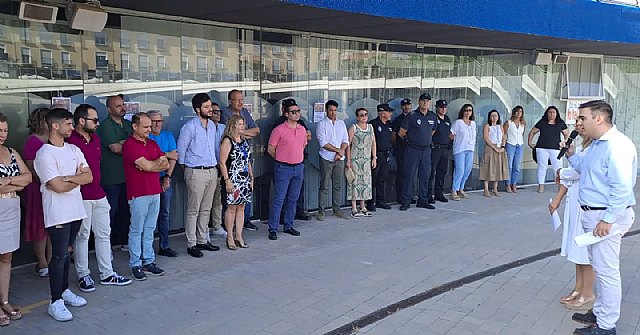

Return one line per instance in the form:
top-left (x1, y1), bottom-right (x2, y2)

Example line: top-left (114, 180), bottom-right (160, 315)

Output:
top-left (210, 228), bottom-right (228, 238)
top-left (48, 299), bottom-right (73, 322)
top-left (61, 289), bottom-right (87, 307)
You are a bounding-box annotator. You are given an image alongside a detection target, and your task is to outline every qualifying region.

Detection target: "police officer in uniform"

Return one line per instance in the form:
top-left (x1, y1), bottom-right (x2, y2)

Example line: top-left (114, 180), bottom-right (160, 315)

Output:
top-left (398, 93), bottom-right (437, 211)
top-left (391, 98), bottom-right (413, 203)
top-left (428, 100), bottom-right (453, 204)
top-left (366, 104), bottom-right (394, 211)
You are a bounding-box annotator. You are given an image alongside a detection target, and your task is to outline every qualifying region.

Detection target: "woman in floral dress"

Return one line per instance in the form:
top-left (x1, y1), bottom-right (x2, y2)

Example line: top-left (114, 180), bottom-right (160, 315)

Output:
top-left (346, 108), bottom-right (376, 218)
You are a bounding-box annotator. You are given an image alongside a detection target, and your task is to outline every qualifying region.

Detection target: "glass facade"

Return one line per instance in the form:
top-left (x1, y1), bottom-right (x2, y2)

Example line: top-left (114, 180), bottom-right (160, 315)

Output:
top-left (2, 4), bottom-right (640, 262)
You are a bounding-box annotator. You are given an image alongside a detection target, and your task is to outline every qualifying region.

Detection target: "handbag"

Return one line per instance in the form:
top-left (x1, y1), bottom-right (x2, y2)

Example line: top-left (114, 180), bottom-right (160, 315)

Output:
top-left (345, 166), bottom-right (356, 184)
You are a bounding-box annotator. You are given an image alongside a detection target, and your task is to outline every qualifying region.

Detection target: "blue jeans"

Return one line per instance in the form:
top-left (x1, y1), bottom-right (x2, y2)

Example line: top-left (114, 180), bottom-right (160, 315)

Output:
top-left (452, 150), bottom-right (473, 192)
top-left (157, 181), bottom-right (173, 250)
top-left (268, 162), bottom-right (304, 232)
top-left (505, 143), bottom-right (523, 185)
top-left (128, 194), bottom-right (160, 268)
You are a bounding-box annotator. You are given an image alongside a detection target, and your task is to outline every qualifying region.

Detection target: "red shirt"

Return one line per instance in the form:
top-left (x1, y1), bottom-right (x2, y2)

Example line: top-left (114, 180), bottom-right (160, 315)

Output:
top-left (122, 136), bottom-right (163, 200)
top-left (66, 130), bottom-right (106, 200)
top-left (268, 122), bottom-right (307, 164)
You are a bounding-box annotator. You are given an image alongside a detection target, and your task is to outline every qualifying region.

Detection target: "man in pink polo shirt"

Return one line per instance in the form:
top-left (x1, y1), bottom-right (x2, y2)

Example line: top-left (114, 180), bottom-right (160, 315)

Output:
top-left (122, 112), bottom-right (169, 281)
top-left (266, 101), bottom-right (307, 240)
top-left (67, 104), bottom-right (132, 293)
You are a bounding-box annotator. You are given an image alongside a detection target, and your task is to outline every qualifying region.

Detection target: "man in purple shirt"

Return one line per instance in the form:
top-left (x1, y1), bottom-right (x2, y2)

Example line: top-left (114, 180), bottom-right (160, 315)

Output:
top-left (67, 104), bottom-right (132, 293)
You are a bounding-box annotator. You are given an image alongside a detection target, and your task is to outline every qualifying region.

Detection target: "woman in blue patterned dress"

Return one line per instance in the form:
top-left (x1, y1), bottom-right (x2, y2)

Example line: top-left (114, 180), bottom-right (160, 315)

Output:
top-left (219, 115), bottom-right (253, 250)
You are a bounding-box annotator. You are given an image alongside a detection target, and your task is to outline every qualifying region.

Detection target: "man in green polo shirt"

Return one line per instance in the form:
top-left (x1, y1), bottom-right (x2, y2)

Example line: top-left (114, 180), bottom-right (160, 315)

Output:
top-left (96, 95), bottom-right (132, 251)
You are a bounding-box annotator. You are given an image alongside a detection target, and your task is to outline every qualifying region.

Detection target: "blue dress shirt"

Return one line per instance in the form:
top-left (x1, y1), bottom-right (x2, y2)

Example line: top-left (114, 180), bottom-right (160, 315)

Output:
top-left (176, 117), bottom-right (218, 168)
top-left (568, 126), bottom-right (637, 224)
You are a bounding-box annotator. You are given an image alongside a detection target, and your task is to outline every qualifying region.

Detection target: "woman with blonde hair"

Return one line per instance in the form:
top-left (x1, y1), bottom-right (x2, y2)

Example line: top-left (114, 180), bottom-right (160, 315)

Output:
top-left (549, 119), bottom-right (595, 311)
top-left (503, 106), bottom-right (526, 193)
top-left (219, 115), bottom-right (252, 250)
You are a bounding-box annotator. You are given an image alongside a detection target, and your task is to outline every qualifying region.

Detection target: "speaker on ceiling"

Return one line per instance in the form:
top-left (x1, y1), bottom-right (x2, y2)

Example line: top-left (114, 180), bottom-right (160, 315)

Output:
top-left (69, 2), bottom-right (108, 32)
top-left (19, 2), bottom-right (58, 24)
top-left (530, 51), bottom-right (552, 66)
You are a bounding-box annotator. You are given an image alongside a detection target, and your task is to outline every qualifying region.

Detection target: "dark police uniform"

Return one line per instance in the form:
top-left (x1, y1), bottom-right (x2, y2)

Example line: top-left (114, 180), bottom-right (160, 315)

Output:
top-left (368, 116), bottom-right (393, 208)
top-left (427, 111), bottom-right (452, 202)
top-left (400, 109), bottom-right (437, 206)
top-left (392, 112), bottom-right (410, 202)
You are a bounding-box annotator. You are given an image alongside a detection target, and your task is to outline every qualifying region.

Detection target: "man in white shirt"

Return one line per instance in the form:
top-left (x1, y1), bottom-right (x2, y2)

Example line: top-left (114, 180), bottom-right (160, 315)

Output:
top-left (34, 108), bottom-right (92, 322)
top-left (316, 100), bottom-right (349, 220)
top-left (565, 100), bottom-right (636, 335)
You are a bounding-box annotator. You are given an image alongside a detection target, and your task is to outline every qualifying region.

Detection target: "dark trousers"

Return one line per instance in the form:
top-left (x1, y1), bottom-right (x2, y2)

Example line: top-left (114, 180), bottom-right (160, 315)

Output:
top-left (47, 220), bottom-right (82, 302)
top-left (402, 146), bottom-right (432, 205)
top-left (368, 151), bottom-right (390, 206)
top-left (428, 147), bottom-right (450, 198)
top-left (394, 145), bottom-right (406, 202)
top-left (157, 180), bottom-right (173, 250)
top-left (103, 183), bottom-right (130, 246)
top-left (269, 163), bottom-right (304, 232)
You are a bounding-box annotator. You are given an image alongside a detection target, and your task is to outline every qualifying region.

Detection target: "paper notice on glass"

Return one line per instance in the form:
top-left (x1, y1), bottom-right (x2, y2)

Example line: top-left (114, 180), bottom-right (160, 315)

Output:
top-left (549, 198), bottom-right (562, 231)
top-left (314, 111), bottom-right (325, 123)
top-left (574, 227), bottom-right (623, 247)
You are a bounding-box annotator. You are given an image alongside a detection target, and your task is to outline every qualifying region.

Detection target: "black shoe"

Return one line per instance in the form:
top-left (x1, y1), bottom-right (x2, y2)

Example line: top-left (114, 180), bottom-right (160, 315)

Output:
top-left (78, 275), bottom-right (96, 293)
top-left (142, 263), bottom-right (165, 276)
top-left (416, 202), bottom-right (436, 209)
top-left (131, 266), bottom-right (147, 281)
top-left (295, 212), bottom-right (311, 221)
top-left (427, 197), bottom-right (436, 204)
top-left (195, 242), bottom-right (220, 251)
top-left (244, 221), bottom-right (259, 231)
top-left (573, 326), bottom-right (616, 335)
top-left (399, 204), bottom-right (410, 211)
top-left (434, 195), bottom-right (449, 203)
top-left (268, 231), bottom-right (277, 240)
top-left (376, 203), bottom-right (392, 210)
top-left (366, 204), bottom-right (376, 212)
top-left (572, 310), bottom-right (597, 327)
top-left (283, 228), bottom-right (300, 236)
top-left (187, 246), bottom-right (203, 258)
top-left (158, 248), bottom-right (178, 257)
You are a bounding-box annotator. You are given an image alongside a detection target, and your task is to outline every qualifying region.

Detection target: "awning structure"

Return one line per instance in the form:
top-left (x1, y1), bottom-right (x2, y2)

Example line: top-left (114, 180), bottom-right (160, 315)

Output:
top-left (99, 0), bottom-right (640, 56)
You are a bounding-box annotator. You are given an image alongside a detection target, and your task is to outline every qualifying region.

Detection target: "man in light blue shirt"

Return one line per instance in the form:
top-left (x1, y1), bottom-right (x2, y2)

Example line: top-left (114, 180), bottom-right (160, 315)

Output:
top-left (566, 100), bottom-right (636, 335)
top-left (221, 89), bottom-right (260, 232)
top-left (148, 110), bottom-right (179, 258)
top-left (177, 93), bottom-right (221, 258)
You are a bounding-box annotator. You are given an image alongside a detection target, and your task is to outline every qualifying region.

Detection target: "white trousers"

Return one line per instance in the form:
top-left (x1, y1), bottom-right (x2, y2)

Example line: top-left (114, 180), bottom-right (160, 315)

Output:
top-left (582, 207), bottom-right (635, 330)
top-left (75, 197), bottom-right (114, 280)
top-left (535, 148), bottom-right (562, 184)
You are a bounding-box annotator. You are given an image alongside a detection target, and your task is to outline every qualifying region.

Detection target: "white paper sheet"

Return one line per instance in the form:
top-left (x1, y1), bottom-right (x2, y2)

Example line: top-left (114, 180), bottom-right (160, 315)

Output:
top-left (574, 227), bottom-right (623, 247)
top-left (549, 198), bottom-right (562, 231)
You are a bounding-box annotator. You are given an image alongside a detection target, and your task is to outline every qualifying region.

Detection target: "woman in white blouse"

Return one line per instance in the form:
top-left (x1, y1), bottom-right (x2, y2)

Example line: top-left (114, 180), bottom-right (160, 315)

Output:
top-left (503, 106), bottom-right (526, 193)
top-left (479, 110), bottom-right (509, 197)
top-left (450, 104), bottom-right (477, 201)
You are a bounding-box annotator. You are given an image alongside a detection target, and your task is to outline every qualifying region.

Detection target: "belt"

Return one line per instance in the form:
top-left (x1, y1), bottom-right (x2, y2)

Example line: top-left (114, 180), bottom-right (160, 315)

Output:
top-left (408, 144), bottom-right (430, 150)
top-left (0, 192), bottom-right (17, 199)
top-left (580, 205), bottom-right (632, 211)
top-left (431, 143), bottom-right (451, 149)
top-left (188, 166), bottom-right (215, 170)
top-left (276, 161), bottom-right (302, 167)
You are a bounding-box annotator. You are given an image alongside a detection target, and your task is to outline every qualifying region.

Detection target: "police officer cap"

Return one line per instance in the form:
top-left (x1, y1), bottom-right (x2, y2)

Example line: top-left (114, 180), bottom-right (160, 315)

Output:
top-left (400, 98), bottom-right (412, 105)
top-left (376, 103), bottom-right (394, 112)
top-left (435, 100), bottom-right (448, 108)
top-left (282, 98), bottom-right (297, 108)
top-left (419, 93), bottom-right (432, 101)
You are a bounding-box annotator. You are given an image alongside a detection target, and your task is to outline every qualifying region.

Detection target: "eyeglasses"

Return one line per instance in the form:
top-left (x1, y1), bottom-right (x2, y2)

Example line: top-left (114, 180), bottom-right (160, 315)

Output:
top-left (464, 109), bottom-right (473, 112)
top-left (358, 113), bottom-right (368, 117)
top-left (288, 109), bottom-right (301, 114)
top-left (212, 109), bottom-right (221, 114)
top-left (83, 117), bottom-right (100, 123)
top-left (151, 120), bottom-right (164, 123)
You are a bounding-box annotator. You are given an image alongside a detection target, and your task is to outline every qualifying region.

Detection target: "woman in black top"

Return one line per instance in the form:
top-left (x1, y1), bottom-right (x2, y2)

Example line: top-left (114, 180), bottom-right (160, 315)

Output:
top-left (527, 106), bottom-right (569, 192)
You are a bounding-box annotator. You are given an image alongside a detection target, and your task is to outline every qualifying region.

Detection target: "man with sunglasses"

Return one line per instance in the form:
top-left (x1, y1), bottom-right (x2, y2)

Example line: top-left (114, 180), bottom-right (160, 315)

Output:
top-left (67, 104), bottom-right (132, 293)
top-left (274, 98), bottom-right (312, 221)
top-left (148, 110), bottom-right (179, 257)
top-left (267, 101), bottom-right (307, 240)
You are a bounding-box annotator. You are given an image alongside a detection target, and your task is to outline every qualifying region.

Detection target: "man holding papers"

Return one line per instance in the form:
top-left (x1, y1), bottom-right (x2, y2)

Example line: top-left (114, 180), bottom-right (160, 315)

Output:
top-left (563, 100), bottom-right (636, 335)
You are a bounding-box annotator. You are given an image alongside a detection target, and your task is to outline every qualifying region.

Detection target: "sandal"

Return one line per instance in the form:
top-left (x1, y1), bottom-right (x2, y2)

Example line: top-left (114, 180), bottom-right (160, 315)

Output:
top-left (560, 291), bottom-right (580, 304)
top-left (35, 266), bottom-right (49, 278)
top-left (0, 301), bottom-right (22, 321)
top-left (0, 312), bottom-right (9, 327)
top-left (351, 209), bottom-right (363, 218)
top-left (459, 190), bottom-right (470, 199)
top-left (360, 209), bottom-right (372, 217)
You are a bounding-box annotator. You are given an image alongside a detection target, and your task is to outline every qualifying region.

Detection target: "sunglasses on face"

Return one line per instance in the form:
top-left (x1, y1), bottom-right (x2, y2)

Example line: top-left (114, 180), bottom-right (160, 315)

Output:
top-left (288, 109), bottom-right (301, 114)
top-left (83, 117), bottom-right (100, 123)
top-left (358, 113), bottom-right (368, 117)
top-left (212, 109), bottom-right (221, 114)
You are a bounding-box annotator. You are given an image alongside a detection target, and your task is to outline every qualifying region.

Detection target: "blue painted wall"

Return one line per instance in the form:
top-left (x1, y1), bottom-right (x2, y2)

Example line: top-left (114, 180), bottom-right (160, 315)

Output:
top-left (282, 0), bottom-right (640, 45)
